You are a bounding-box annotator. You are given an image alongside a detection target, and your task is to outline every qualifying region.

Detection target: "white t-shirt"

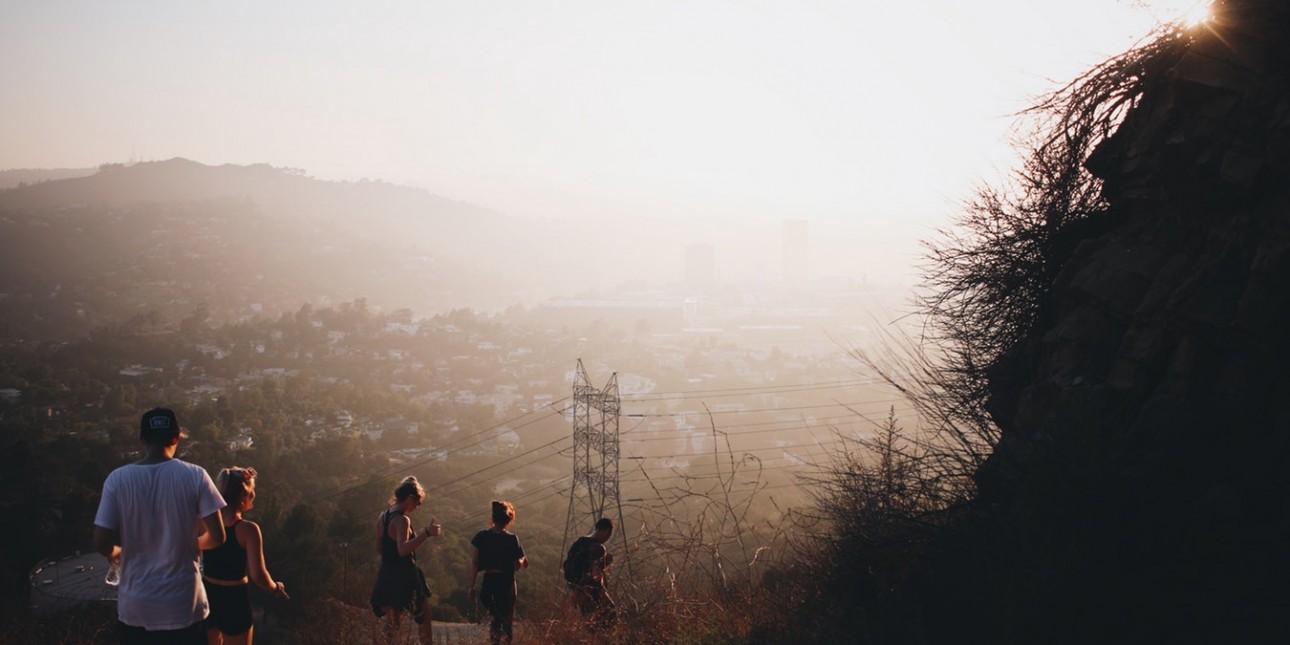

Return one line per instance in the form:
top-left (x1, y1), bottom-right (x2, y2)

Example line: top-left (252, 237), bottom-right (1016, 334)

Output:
top-left (94, 459), bottom-right (226, 630)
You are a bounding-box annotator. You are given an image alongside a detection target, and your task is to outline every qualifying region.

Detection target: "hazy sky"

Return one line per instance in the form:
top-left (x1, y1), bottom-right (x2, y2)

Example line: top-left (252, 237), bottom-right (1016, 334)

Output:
top-left (0, 0), bottom-right (1204, 282)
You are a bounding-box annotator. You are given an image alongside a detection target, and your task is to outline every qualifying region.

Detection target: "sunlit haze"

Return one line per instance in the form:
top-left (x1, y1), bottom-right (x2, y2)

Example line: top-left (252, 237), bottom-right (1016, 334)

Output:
top-left (1, 0), bottom-right (1188, 287)
top-left (12, 0), bottom-right (1284, 639)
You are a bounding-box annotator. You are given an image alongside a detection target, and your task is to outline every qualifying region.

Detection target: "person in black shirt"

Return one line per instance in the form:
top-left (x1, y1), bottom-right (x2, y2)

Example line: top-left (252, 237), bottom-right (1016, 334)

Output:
top-left (468, 500), bottom-right (528, 645)
top-left (565, 517), bottom-right (615, 628)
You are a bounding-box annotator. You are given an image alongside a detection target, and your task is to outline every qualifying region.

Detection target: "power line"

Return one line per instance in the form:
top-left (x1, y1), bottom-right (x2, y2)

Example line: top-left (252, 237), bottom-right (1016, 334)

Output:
top-left (623, 399), bottom-right (913, 420)
top-left (432, 435), bottom-right (572, 501)
top-left (422, 421), bottom-right (847, 514)
top-left (618, 459), bottom-right (830, 484)
top-left (505, 475), bottom-right (572, 506)
top-left (430, 398), bottom-right (571, 455)
top-left (326, 365), bottom-right (906, 503)
top-left (624, 378), bottom-right (878, 400)
top-left (324, 404), bottom-right (571, 499)
top-left (624, 407), bottom-right (918, 442)
top-left (423, 392), bottom-right (887, 487)
top-left (618, 439), bottom-right (840, 470)
top-left (438, 434), bottom-right (835, 513)
top-left (357, 404), bottom-right (883, 512)
top-left (462, 446), bottom-right (835, 520)
top-left (447, 475), bottom-right (576, 525)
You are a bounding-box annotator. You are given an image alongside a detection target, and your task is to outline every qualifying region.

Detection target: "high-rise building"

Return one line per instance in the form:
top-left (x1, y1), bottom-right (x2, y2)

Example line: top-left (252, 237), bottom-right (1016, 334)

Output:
top-left (782, 219), bottom-right (808, 283)
top-left (685, 242), bottom-right (715, 287)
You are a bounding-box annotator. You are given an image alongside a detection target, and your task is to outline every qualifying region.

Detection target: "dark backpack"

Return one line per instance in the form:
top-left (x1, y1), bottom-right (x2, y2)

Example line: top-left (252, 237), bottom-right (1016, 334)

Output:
top-left (562, 537), bottom-right (594, 585)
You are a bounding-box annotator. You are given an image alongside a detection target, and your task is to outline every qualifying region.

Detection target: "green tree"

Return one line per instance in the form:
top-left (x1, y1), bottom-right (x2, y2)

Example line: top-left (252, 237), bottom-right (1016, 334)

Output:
top-left (103, 383), bottom-right (137, 416)
top-left (264, 503), bottom-right (333, 606)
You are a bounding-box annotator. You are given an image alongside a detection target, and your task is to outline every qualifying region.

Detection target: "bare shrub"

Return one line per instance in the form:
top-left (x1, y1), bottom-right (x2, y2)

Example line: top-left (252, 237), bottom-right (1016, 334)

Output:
top-left (0, 603), bottom-right (116, 645)
top-left (518, 414), bottom-right (795, 645)
top-left (756, 20), bottom-right (1202, 645)
top-left (851, 23), bottom-right (1197, 492)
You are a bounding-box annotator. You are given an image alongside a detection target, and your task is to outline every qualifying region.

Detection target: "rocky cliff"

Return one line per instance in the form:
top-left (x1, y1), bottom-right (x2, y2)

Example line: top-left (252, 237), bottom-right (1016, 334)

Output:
top-left (980, 0), bottom-right (1290, 640)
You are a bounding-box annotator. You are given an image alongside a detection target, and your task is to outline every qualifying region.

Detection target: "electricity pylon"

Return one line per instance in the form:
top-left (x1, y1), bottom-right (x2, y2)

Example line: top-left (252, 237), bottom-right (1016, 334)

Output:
top-left (561, 359), bottom-right (629, 574)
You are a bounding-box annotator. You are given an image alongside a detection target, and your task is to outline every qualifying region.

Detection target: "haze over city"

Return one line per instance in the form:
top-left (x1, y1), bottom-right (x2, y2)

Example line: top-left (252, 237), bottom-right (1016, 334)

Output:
top-left (4, 1), bottom-right (1250, 643)
top-left (2, 0), bottom-right (1202, 288)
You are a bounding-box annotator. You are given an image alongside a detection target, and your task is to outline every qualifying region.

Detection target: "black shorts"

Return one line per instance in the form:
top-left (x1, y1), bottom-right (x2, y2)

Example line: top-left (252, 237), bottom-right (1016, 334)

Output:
top-left (480, 572), bottom-right (517, 616)
top-left (371, 563), bottom-right (431, 624)
top-left (204, 583), bottom-right (254, 636)
top-left (117, 620), bottom-right (205, 645)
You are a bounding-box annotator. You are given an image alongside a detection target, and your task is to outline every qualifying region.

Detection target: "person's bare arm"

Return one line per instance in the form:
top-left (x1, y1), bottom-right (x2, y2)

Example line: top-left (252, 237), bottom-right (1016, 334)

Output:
top-left (196, 511), bottom-right (226, 550)
top-left (467, 546), bottom-right (481, 601)
top-left (393, 514), bottom-right (435, 557)
top-left (93, 525), bottom-right (121, 561)
top-left (242, 521), bottom-right (289, 599)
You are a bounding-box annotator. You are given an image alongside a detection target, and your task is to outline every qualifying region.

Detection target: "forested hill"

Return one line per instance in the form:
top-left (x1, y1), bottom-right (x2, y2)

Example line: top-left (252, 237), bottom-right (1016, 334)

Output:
top-left (0, 158), bottom-right (495, 229)
top-left (0, 159), bottom-right (534, 340)
top-left (0, 167), bottom-right (96, 189)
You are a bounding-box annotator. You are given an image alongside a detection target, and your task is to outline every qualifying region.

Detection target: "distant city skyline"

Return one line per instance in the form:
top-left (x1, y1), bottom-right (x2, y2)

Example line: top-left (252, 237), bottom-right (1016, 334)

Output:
top-left (782, 219), bottom-right (809, 284)
top-left (685, 242), bottom-right (716, 288)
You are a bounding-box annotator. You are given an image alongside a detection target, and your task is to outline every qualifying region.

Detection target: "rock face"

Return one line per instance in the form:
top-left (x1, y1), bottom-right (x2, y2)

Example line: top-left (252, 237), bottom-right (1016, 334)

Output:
top-left (980, 1), bottom-right (1290, 640)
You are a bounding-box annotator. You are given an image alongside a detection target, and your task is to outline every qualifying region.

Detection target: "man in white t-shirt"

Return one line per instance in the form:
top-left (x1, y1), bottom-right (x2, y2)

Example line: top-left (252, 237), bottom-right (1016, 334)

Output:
top-left (94, 407), bottom-right (227, 644)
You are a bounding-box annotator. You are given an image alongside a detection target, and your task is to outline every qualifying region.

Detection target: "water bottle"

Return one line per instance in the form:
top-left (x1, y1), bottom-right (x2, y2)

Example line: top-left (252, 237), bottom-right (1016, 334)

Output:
top-left (105, 559), bottom-right (120, 586)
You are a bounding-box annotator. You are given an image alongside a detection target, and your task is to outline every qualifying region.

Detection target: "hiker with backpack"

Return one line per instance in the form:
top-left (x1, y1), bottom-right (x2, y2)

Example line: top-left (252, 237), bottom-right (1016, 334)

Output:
top-left (563, 517), bottom-right (615, 627)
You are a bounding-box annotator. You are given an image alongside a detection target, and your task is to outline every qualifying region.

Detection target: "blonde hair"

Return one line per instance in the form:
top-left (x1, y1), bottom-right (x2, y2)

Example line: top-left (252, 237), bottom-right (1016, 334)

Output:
top-left (389, 476), bottom-right (426, 505)
top-left (216, 466), bottom-right (257, 510)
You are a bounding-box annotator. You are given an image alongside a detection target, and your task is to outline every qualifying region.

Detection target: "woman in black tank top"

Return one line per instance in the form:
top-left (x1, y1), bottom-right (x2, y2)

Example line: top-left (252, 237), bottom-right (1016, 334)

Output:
top-left (202, 467), bottom-right (289, 645)
top-left (370, 475), bottom-right (441, 645)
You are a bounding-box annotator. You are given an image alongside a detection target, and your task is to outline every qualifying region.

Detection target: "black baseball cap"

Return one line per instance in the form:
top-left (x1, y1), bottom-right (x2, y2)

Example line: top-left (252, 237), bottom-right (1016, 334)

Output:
top-left (140, 407), bottom-right (188, 440)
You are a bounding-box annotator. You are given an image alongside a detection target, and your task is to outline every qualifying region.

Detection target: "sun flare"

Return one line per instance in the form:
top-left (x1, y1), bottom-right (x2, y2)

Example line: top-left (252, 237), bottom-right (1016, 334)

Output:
top-left (1137, 0), bottom-right (1214, 27)
top-left (1161, 0), bottom-right (1214, 27)
top-left (1182, 1), bottom-right (1213, 26)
